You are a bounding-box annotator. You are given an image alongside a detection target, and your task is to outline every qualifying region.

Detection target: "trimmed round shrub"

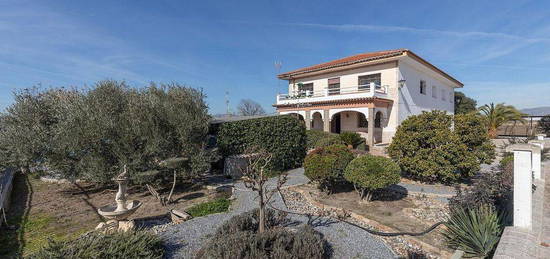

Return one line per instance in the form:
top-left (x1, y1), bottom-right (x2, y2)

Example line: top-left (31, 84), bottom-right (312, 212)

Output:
top-left (30, 231), bottom-right (164, 259)
top-left (388, 111), bottom-right (480, 183)
top-left (217, 115), bottom-right (307, 171)
top-left (304, 144), bottom-right (354, 191)
top-left (344, 155), bottom-right (400, 201)
top-left (197, 209), bottom-right (330, 259)
top-left (338, 131), bottom-right (364, 148)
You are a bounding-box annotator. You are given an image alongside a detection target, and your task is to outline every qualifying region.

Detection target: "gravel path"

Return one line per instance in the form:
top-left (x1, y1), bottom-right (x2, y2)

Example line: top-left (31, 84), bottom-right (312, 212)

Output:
top-left (158, 168), bottom-right (397, 259)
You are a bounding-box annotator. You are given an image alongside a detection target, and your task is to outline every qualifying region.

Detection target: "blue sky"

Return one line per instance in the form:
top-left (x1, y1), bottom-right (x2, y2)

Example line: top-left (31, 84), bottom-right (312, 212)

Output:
top-left (1, 0), bottom-right (549, 114)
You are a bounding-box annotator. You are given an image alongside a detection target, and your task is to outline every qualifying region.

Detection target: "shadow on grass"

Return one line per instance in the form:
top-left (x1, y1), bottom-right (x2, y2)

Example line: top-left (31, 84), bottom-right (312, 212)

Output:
top-left (0, 172), bottom-right (33, 258)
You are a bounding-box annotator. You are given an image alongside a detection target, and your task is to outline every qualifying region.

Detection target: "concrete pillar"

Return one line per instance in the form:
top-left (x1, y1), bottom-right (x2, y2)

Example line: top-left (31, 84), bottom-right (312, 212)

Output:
top-left (367, 108), bottom-right (375, 147)
top-left (304, 110), bottom-right (311, 130)
top-left (323, 110), bottom-right (330, 132)
top-left (505, 144), bottom-right (542, 230)
top-left (528, 140), bottom-right (544, 180)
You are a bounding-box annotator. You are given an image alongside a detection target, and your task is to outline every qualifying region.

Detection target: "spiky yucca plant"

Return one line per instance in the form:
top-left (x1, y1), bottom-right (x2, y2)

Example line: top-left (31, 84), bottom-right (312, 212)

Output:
top-left (443, 205), bottom-right (504, 258)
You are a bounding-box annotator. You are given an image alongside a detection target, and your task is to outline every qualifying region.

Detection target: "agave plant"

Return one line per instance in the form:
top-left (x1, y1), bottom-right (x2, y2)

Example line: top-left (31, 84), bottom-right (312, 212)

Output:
top-left (478, 103), bottom-right (525, 138)
top-left (443, 205), bottom-right (504, 258)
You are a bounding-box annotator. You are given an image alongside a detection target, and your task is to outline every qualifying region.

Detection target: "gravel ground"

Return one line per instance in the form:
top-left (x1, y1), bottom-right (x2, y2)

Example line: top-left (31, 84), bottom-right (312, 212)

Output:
top-left (157, 168), bottom-right (397, 259)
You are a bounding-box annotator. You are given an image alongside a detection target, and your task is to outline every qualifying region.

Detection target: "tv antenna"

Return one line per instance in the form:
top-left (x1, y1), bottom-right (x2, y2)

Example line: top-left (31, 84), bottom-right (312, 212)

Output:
top-left (274, 61), bottom-right (282, 90)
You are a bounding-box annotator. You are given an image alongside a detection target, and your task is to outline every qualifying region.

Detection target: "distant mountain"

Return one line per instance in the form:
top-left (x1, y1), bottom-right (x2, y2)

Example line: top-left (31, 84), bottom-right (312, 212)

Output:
top-left (521, 106), bottom-right (550, 116)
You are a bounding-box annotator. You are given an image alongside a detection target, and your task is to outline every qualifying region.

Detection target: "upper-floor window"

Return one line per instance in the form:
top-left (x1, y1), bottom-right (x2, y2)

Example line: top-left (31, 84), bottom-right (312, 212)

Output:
top-left (449, 92), bottom-right (453, 103)
top-left (298, 83), bottom-right (313, 93)
top-left (328, 77), bottom-right (340, 95)
top-left (420, 80), bottom-right (427, 95)
top-left (432, 86), bottom-right (437, 98)
top-left (358, 73), bottom-right (381, 91)
top-left (441, 89), bottom-right (446, 101)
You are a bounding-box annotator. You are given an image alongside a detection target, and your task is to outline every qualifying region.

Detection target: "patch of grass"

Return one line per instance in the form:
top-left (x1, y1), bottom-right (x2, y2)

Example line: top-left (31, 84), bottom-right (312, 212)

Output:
top-left (186, 198), bottom-right (231, 217)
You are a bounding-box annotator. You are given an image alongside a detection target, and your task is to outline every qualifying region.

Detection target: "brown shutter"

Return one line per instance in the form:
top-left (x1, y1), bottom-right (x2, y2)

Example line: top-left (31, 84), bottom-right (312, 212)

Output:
top-left (328, 78), bottom-right (340, 84)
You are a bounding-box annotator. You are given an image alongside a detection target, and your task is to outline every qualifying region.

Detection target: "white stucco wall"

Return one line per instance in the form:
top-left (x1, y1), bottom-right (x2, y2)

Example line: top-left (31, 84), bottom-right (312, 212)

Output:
top-left (397, 57), bottom-right (458, 124)
top-left (287, 62), bottom-right (398, 97)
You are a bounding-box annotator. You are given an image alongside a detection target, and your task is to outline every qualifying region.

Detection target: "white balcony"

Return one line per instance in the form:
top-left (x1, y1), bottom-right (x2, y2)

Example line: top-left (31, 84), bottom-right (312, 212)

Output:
top-left (276, 82), bottom-right (389, 106)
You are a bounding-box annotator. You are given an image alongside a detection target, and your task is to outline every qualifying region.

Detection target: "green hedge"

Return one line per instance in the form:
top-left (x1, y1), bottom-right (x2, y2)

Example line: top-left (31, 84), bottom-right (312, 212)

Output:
top-left (217, 115), bottom-right (307, 171)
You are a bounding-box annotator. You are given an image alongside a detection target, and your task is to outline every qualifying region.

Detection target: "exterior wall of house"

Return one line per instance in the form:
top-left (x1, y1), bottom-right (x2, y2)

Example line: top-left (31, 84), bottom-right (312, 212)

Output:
top-left (287, 62), bottom-right (397, 96)
top-left (277, 55), bottom-right (462, 145)
top-left (285, 61), bottom-right (399, 143)
top-left (396, 57), bottom-right (457, 124)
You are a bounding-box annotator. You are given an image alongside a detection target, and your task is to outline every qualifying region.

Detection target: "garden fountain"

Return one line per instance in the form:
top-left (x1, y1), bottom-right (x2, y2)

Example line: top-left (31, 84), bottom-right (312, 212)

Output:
top-left (97, 165), bottom-right (142, 231)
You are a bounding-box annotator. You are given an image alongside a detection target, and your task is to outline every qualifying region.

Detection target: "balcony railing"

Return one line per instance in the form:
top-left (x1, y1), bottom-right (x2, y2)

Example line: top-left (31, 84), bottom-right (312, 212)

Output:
top-left (276, 82), bottom-right (388, 105)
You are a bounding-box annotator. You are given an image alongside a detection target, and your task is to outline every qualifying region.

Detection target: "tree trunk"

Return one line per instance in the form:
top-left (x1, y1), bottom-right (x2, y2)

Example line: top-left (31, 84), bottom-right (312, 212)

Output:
top-left (167, 170), bottom-right (177, 204)
top-left (365, 190), bottom-right (373, 202)
top-left (258, 187), bottom-right (265, 233)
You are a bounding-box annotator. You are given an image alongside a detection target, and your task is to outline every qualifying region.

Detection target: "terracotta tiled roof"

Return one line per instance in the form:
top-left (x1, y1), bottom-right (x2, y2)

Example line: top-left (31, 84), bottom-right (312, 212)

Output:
top-left (277, 49), bottom-right (407, 79)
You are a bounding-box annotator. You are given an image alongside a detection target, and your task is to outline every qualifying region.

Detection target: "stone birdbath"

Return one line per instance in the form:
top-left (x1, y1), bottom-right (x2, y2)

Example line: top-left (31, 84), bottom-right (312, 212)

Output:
top-left (98, 166), bottom-right (142, 229)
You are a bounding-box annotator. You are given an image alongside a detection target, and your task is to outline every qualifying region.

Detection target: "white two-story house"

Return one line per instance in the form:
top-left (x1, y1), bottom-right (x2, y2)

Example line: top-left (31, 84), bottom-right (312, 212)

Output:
top-left (274, 49), bottom-right (463, 147)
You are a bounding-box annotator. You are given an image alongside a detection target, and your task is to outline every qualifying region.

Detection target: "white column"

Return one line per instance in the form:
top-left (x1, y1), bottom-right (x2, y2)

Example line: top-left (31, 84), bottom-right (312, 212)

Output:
top-left (305, 110), bottom-right (311, 130)
top-left (513, 150), bottom-right (532, 229)
top-left (323, 110), bottom-right (330, 132)
top-left (370, 82), bottom-right (375, 95)
top-left (528, 140), bottom-right (543, 180)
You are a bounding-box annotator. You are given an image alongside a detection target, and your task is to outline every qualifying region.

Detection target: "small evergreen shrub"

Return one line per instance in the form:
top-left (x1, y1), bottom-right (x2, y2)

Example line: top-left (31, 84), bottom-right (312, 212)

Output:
top-left (217, 115), bottom-right (307, 171)
top-left (305, 130), bottom-right (346, 149)
top-left (186, 198), bottom-right (231, 217)
top-left (198, 209), bottom-right (330, 259)
top-left (338, 132), bottom-right (364, 148)
top-left (304, 144), bottom-right (354, 191)
top-left (214, 208), bottom-right (289, 234)
top-left (344, 155), bottom-right (401, 201)
top-left (30, 231), bottom-right (164, 259)
top-left (388, 111), bottom-right (480, 183)
top-left (443, 205), bottom-right (504, 258)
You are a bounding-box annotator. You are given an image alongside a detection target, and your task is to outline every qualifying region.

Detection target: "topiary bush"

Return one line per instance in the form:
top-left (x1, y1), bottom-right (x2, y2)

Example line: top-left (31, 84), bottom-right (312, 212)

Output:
top-left (305, 130), bottom-right (344, 149)
top-left (30, 231), bottom-right (164, 259)
top-left (304, 144), bottom-right (354, 192)
top-left (387, 111), bottom-right (480, 183)
top-left (217, 115), bottom-right (307, 171)
top-left (197, 208), bottom-right (330, 259)
top-left (344, 155), bottom-right (401, 201)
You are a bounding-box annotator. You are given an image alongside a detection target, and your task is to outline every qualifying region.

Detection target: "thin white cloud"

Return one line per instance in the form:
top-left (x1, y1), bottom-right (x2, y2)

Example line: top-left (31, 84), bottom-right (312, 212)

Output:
top-left (463, 81), bottom-right (550, 108)
top-left (281, 22), bottom-right (550, 44)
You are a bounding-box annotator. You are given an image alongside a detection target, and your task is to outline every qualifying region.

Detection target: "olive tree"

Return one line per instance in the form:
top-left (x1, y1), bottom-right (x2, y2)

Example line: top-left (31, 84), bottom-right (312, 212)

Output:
top-left (0, 80), bottom-right (212, 186)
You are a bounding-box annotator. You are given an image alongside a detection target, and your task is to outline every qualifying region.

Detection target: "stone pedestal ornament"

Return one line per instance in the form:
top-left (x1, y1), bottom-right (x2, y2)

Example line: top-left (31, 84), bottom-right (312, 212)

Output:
top-left (97, 165), bottom-right (142, 232)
